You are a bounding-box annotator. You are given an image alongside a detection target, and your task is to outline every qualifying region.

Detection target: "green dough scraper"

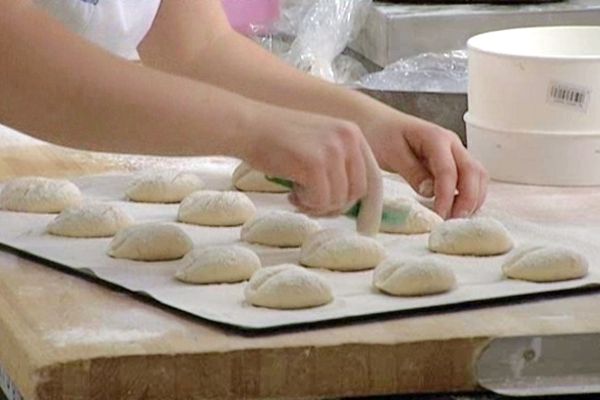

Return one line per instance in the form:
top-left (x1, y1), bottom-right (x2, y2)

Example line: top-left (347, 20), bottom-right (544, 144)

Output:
top-left (266, 176), bottom-right (410, 230)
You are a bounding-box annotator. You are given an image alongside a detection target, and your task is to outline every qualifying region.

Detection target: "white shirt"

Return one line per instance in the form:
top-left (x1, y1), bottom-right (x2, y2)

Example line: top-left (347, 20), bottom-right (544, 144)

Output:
top-left (33, 0), bottom-right (162, 60)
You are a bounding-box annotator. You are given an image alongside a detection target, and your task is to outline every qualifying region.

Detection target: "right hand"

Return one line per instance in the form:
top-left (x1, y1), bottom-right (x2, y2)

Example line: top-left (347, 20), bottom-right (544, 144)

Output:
top-left (241, 107), bottom-right (374, 216)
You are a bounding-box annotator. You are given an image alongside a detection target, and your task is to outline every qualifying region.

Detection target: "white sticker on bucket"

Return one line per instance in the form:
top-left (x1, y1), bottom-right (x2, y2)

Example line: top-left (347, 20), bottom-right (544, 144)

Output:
top-left (547, 81), bottom-right (591, 112)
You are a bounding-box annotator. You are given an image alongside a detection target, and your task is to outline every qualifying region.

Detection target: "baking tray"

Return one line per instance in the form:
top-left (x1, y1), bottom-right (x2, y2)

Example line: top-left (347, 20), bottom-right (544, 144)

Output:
top-left (0, 166), bottom-right (599, 332)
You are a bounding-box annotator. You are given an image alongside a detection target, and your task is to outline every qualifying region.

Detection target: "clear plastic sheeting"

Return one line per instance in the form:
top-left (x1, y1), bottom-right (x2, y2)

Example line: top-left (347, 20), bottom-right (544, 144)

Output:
top-left (252, 0), bottom-right (371, 84)
top-left (285, 0), bottom-right (371, 82)
top-left (359, 50), bottom-right (468, 93)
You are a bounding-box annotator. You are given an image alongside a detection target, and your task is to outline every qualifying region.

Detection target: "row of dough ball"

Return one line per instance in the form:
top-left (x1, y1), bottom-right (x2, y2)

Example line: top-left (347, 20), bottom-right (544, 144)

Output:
top-left (42, 199), bottom-right (591, 284)
top-left (127, 167), bottom-right (448, 235)
top-left (0, 175), bottom-right (446, 237)
top-left (1, 177), bottom-right (589, 295)
top-left (107, 221), bottom-right (589, 310)
top-left (239, 245), bottom-right (590, 309)
top-left (183, 244), bottom-right (589, 310)
top-left (0, 173), bottom-right (204, 214)
top-left (128, 165), bottom-right (290, 202)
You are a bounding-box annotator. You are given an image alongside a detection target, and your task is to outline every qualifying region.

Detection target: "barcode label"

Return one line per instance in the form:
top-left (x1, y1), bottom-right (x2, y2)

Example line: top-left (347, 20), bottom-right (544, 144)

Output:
top-left (548, 82), bottom-right (591, 112)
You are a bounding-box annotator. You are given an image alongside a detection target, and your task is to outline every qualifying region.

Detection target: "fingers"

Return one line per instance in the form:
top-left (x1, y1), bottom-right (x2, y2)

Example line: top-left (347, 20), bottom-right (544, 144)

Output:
top-left (385, 137), bottom-right (434, 198)
top-left (450, 142), bottom-right (488, 218)
top-left (402, 124), bottom-right (489, 219)
top-left (345, 137), bottom-right (368, 209)
top-left (476, 164), bottom-right (489, 212)
top-left (423, 136), bottom-right (458, 219)
top-left (293, 122), bottom-right (368, 216)
top-left (324, 143), bottom-right (349, 214)
top-left (294, 165), bottom-right (331, 215)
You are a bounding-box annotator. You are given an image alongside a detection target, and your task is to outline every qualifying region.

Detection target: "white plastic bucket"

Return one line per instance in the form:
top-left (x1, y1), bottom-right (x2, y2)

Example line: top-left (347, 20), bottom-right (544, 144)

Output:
top-left (468, 26), bottom-right (600, 132)
top-left (466, 114), bottom-right (600, 186)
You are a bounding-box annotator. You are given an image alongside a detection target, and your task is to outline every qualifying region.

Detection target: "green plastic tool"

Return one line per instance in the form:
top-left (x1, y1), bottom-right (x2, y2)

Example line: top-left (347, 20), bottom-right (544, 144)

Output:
top-left (266, 176), bottom-right (410, 227)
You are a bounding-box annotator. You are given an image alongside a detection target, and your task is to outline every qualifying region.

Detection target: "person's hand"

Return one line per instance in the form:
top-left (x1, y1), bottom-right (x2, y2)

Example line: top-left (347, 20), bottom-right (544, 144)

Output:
top-left (365, 111), bottom-right (488, 219)
top-left (241, 107), bottom-right (377, 217)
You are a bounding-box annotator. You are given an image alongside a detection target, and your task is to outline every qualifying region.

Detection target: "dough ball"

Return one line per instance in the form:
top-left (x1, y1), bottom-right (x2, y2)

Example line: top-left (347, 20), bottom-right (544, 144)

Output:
top-left (126, 171), bottom-right (204, 203)
top-left (380, 197), bottom-right (443, 234)
top-left (502, 245), bottom-right (588, 282)
top-left (300, 229), bottom-right (386, 271)
top-left (232, 162), bottom-right (289, 193)
top-left (428, 217), bottom-right (513, 256)
top-left (108, 223), bottom-right (193, 261)
top-left (373, 257), bottom-right (456, 296)
top-left (176, 245), bottom-right (261, 284)
top-left (47, 202), bottom-right (134, 238)
top-left (241, 211), bottom-right (321, 248)
top-left (177, 190), bottom-right (256, 227)
top-left (245, 264), bottom-right (333, 309)
top-left (0, 177), bottom-right (82, 213)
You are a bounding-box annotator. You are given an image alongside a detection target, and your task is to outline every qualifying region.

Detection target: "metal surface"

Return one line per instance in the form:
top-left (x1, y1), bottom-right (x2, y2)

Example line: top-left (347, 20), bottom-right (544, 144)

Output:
top-left (359, 88), bottom-right (468, 144)
top-left (353, 0), bottom-right (600, 66)
top-left (477, 334), bottom-right (600, 397)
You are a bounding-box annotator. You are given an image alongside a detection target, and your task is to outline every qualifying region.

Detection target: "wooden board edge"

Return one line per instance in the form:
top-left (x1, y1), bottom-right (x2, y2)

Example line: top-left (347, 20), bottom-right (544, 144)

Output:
top-left (32, 338), bottom-right (491, 399)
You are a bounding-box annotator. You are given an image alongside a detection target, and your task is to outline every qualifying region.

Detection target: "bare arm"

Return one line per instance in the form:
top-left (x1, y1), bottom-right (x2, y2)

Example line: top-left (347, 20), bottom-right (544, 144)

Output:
top-left (138, 0), bottom-right (488, 219)
top-left (0, 0), bottom-right (273, 157)
top-left (0, 0), bottom-right (381, 217)
top-left (138, 0), bottom-right (383, 133)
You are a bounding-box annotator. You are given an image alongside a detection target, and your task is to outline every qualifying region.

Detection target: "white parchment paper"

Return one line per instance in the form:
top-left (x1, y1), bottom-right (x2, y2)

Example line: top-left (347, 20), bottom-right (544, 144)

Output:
top-left (0, 164), bottom-right (598, 331)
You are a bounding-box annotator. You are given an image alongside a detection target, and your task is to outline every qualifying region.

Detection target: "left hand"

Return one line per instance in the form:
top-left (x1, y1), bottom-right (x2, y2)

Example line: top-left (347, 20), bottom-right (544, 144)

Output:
top-left (364, 111), bottom-right (488, 220)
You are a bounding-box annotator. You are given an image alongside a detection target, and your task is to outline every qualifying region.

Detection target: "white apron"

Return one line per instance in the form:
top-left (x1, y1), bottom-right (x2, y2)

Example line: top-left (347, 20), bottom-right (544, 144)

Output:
top-left (33, 0), bottom-right (162, 60)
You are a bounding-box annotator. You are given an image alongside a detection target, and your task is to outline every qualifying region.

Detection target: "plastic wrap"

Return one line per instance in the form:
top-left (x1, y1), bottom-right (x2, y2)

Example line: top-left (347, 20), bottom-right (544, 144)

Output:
top-left (359, 50), bottom-right (468, 93)
top-left (252, 0), bottom-right (371, 83)
top-left (284, 0), bottom-right (371, 82)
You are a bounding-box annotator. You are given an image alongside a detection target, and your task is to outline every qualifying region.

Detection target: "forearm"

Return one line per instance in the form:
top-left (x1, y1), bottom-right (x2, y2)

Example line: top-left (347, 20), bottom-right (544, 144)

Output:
top-left (0, 2), bottom-right (263, 157)
top-left (142, 28), bottom-right (395, 133)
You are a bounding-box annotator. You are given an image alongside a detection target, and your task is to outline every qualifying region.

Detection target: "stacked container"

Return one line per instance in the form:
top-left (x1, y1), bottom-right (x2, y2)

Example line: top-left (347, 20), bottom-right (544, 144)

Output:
top-left (466, 26), bottom-right (600, 185)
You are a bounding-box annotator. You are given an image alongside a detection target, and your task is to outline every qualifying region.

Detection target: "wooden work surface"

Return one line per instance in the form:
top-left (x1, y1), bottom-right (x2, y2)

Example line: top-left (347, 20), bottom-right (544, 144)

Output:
top-left (1, 143), bottom-right (600, 400)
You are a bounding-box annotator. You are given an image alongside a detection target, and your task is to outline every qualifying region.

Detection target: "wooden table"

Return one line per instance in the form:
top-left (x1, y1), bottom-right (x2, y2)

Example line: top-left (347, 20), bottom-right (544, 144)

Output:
top-left (1, 144), bottom-right (600, 400)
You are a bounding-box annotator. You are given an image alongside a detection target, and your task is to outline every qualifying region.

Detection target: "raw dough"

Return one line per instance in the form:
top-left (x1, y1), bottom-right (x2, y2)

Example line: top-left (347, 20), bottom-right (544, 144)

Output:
top-left (176, 245), bottom-right (261, 284)
top-left (380, 197), bottom-right (443, 234)
top-left (300, 229), bottom-right (386, 271)
top-left (126, 171), bottom-right (204, 203)
top-left (502, 245), bottom-right (588, 282)
top-left (47, 202), bottom-right (134, 238)
top-left (373, 257), bottom-right (456, 296)
top-left (241, 211), bottom-right (321, 248)
top-left (244, 264), bottom-right (333, 309)
top-left (177, 190), bottom-right (256, 226)
top-left (232, 162), bottom-right (290, 193)
top-left (108, 223), bottom-right (193, 261)
top-left (0, 177), bottom-right (82, 213)
top-left (428, 217), bottom-right (513, 256)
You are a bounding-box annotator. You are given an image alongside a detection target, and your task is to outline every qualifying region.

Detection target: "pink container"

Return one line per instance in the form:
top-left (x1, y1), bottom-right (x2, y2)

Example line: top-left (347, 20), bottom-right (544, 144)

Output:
top-left (221, 0), bottom-right (280, 35)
